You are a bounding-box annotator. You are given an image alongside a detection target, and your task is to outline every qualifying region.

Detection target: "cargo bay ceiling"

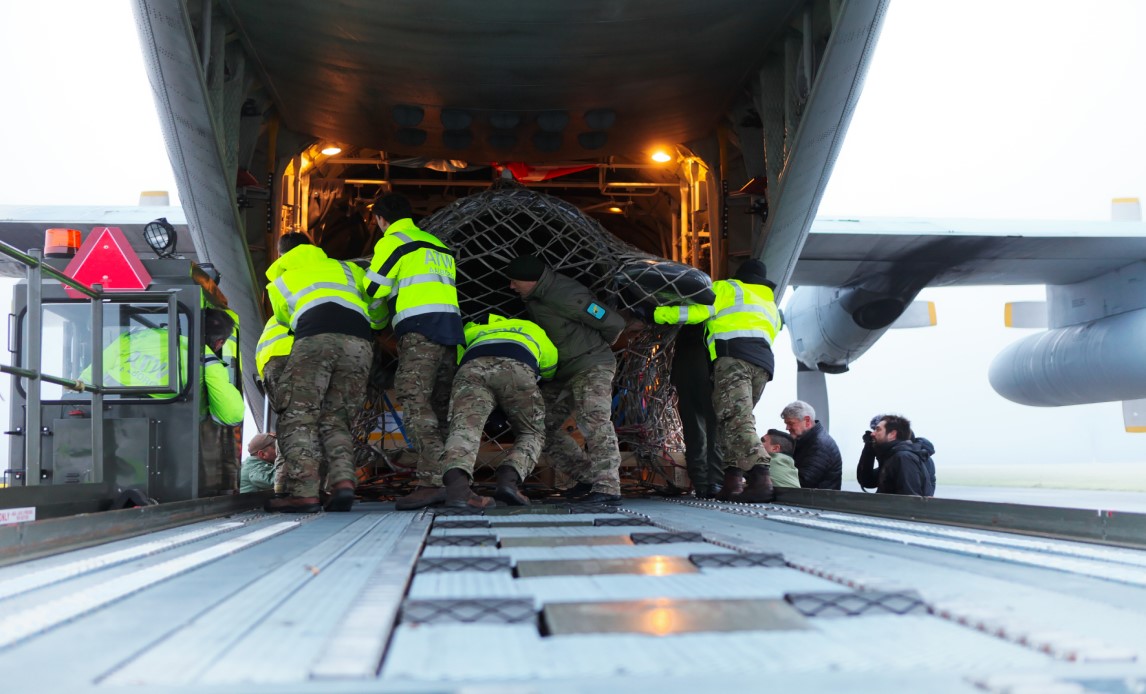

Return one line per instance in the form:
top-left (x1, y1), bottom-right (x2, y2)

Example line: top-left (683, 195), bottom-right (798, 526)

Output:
top-left (225, 0), bottom-right (803, 162)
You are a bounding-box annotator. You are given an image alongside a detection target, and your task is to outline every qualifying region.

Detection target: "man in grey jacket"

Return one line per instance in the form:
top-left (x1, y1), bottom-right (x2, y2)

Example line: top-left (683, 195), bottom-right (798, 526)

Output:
top-left (507, 255), bottom-right (626, 504)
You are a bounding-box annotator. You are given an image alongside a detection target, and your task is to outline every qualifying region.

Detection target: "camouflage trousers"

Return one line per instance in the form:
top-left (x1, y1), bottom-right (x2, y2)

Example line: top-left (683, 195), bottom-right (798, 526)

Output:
top-left (440, 357), bottom-right (545, 481)
top-left (394, 332), bottom-right (457, 486)
top-left (261, 356), bottom-right (288, 493)
top-left (542, 363), bottom-right (621, 495)
top-left (712, 356), bottom-right (771, 472)
top-left (262, 356), bottom-right (288, 411)
top-left (275, 333), bottom-right (372, 498)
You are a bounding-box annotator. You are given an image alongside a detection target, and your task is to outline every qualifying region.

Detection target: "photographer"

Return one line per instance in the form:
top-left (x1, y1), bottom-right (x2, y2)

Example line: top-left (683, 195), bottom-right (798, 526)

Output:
top-left (857, 414), bottom-right (936, 496)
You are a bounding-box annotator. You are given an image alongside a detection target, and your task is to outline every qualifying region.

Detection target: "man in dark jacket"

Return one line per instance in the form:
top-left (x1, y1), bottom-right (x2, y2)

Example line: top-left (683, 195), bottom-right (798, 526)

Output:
top-left (856, 414), bottom-right (936, 496)
top-left (507, 255), bottom-right (627, 504)
top-left (781, 400), bottom-right (842, 490)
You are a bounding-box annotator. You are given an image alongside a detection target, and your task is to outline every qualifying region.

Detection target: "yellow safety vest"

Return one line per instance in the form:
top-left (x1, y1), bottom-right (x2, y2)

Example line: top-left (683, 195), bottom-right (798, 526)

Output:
top-left (266, 244), bottom-right (376, 330)
top-left (654, 279), bottom-right (781, 360)
top-left (255, 317), bottom-right (294, 379)
top-left (461, 313), bottom-right (558, 379)
top-left (364, 218), bottom-right (461, 338)
top-left (80, 329), bottom-right (245, 425)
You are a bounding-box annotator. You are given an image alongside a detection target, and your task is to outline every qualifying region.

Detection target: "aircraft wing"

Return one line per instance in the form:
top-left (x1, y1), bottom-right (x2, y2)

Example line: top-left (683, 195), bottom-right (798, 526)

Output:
top-left (792, 216), bottom-right (1146, 287)
top-left (784, 214), bottom-right (1146, 430)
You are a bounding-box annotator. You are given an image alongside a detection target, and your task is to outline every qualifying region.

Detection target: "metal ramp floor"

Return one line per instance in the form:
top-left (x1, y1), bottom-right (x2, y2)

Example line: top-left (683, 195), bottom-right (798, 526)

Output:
top-left (1, 498), bottom-right (1145, 693)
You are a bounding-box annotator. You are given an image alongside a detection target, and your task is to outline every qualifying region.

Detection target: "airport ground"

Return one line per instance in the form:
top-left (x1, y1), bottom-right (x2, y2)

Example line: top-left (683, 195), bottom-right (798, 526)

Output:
top-left (840, 462), bottom-right (1146, 512)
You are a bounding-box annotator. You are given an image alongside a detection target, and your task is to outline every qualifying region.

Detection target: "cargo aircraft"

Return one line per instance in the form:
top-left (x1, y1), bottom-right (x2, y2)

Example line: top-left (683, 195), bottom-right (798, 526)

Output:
top-left (9, 0), bottom-right (1146, 435)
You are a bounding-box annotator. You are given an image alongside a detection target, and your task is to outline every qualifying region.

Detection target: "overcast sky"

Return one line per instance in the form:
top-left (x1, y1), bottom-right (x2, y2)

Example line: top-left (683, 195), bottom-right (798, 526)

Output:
top-left (1, 1), bottom-right (1144, 479)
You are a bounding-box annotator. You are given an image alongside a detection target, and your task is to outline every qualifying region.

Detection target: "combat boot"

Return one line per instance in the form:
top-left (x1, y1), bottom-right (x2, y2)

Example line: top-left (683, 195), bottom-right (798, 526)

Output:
top-left (395, 485), bottom-right (447, 510)
top-left (578, 491), bottom-right (622, 505)
top-left (324, 479), bottom-right (356, 512)
top-left (730, 464), bottom-right (774, 503)
top-left (493, 465), bottom-right (531, 506)
top-left (561, 481), bottom-right (594, 500)
top-left (264, 495), bottom-right (322, 513)
top-left (714, 468), bottom-right (746, 501)
top-left (443, 468), bottom-right (494, 510)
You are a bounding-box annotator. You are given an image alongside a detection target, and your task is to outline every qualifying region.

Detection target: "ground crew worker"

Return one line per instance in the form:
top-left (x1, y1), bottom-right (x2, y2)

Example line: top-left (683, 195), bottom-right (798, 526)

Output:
top-left (255, 317), bottom-right (293, 494)
top-left (363, 193), bottom-right (464, 510)
top-left (264, 233), bottom-right (381, 513)
top-left (195, 264), bottom-right (242, 385)
top-left (654, 259), bottom-right (782, 503)
top-left (256, 317), bottom-right (294, 408)
top-left (81, 308), bottom-right (244, 426)
top-left (507, 255), bottom-right (626, 505)
top-left (439, 313), bottom-right (558, 509)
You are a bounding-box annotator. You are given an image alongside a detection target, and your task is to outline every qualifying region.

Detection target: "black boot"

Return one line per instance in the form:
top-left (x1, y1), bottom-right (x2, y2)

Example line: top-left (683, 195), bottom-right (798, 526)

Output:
top-left (578, 491), bottom-right (622, 505)
top-left (562, 481), bottom-right (594, 500)
top-left (443, 468), bottom-right (493, 510)
top-left (714, 468), bottom-right (746, 501)
top-left (324, 479), bottom-right (356, 512)
top-left (394, 485), bottom-right (446, 510)
top-left (493, 465), bottom-right (530, 506)
top-left (730, 464), bottom-right (774, 503)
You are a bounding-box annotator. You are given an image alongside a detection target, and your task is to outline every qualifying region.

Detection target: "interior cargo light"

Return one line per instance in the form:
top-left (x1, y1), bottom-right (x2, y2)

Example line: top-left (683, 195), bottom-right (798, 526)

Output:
top-left (320, 145), bottom-right (342, 156)
top-left (143, 217), bottom-right (178, 258)
top-left (607, 204), bottom-right (624, 214)
top-left (44, 228), bottom-right (82, 258)
top-left (651, 150), bottom-right (672, 163)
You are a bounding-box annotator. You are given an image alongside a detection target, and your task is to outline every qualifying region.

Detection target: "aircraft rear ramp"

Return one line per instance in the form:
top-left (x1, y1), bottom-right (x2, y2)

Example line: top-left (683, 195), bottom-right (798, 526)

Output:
top-left (1, 497), bottom-right (1144, 692)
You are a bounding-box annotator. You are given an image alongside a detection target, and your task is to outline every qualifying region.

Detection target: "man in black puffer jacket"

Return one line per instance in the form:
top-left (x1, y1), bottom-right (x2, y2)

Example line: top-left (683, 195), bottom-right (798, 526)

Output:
top-left (856, 414), bottom-right (936, 496)
top-left (780, 401), bottom-right (842, 490)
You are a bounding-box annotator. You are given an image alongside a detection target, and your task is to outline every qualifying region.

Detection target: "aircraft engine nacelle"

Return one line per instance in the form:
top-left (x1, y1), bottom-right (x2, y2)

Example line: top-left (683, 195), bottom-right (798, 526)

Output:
top-left (988, 307), bottom-right (1146, 406)
top-left (786, 285), bottom-right (921, 373)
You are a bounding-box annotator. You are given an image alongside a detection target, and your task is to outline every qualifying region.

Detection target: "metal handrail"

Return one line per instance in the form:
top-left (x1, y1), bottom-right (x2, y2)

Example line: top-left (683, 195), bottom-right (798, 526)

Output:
top-left (0, 241), bottom-right (98, 298)
top-left (0, 241), bottom-right (180, 488)
top-left (0, 365), bottom-right (108, 394)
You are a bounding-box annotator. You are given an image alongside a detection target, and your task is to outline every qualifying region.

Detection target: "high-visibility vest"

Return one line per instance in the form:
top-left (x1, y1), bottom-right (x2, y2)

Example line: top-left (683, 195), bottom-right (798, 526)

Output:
top-left (266, 244), bottom-right (374, 330)
top-left (255, 317), bottom-right (293, 379)
top-left (363, 218), bottom-right (461, 340)
top-left (654, 279), bottom-right (781, 361)
top-left (80, 328), bottom-right (244, 425)
top-left (460, 313), bottom-right (558, 379)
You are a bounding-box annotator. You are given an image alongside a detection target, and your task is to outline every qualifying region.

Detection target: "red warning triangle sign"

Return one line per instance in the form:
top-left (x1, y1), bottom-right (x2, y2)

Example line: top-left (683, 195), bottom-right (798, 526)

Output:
top-left (63, 227), bottom-right (153, 299)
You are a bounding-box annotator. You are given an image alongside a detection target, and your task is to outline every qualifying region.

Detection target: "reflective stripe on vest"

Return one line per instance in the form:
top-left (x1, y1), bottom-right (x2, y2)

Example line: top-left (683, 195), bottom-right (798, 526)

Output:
top-left (705, 280), bottom-right (781, 352)
top-left (256, 319), bottom-right (294, 377)
top-left (397, 272), bottom-right (457, 290)
top-left (274, 262), bottom-right (367, 330)
top-left (364, 268), bottom-right (393, 289)
top-left (394, 301), bottom-right (462, 326)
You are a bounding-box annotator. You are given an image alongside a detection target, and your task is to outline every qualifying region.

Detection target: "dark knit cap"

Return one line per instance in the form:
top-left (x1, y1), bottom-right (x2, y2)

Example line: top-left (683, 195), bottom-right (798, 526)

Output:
top-left (734, 259), bottom-right (768, 285)
top-left (507, 255), bottom-right (546, 281)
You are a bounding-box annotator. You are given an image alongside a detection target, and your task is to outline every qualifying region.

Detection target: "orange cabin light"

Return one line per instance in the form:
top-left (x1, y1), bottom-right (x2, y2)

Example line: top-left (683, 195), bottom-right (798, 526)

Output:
top-left (44, 228), bottom-right (82, 259)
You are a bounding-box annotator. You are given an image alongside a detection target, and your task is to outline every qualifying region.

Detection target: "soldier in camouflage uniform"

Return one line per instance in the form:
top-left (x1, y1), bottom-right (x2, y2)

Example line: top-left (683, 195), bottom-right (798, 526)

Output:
top-left (264, 233), bottom-right (383, 513)
top-left (439, 314), bottom-right (558, 509)
top-left (255, 317), bottom-right (293, 494)
top-left (654, 259), bottom-right (782, 503)
top-left (507, 256), bottom-right (627, 505)
top-left (363, 194), bottom-right (464, 510)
